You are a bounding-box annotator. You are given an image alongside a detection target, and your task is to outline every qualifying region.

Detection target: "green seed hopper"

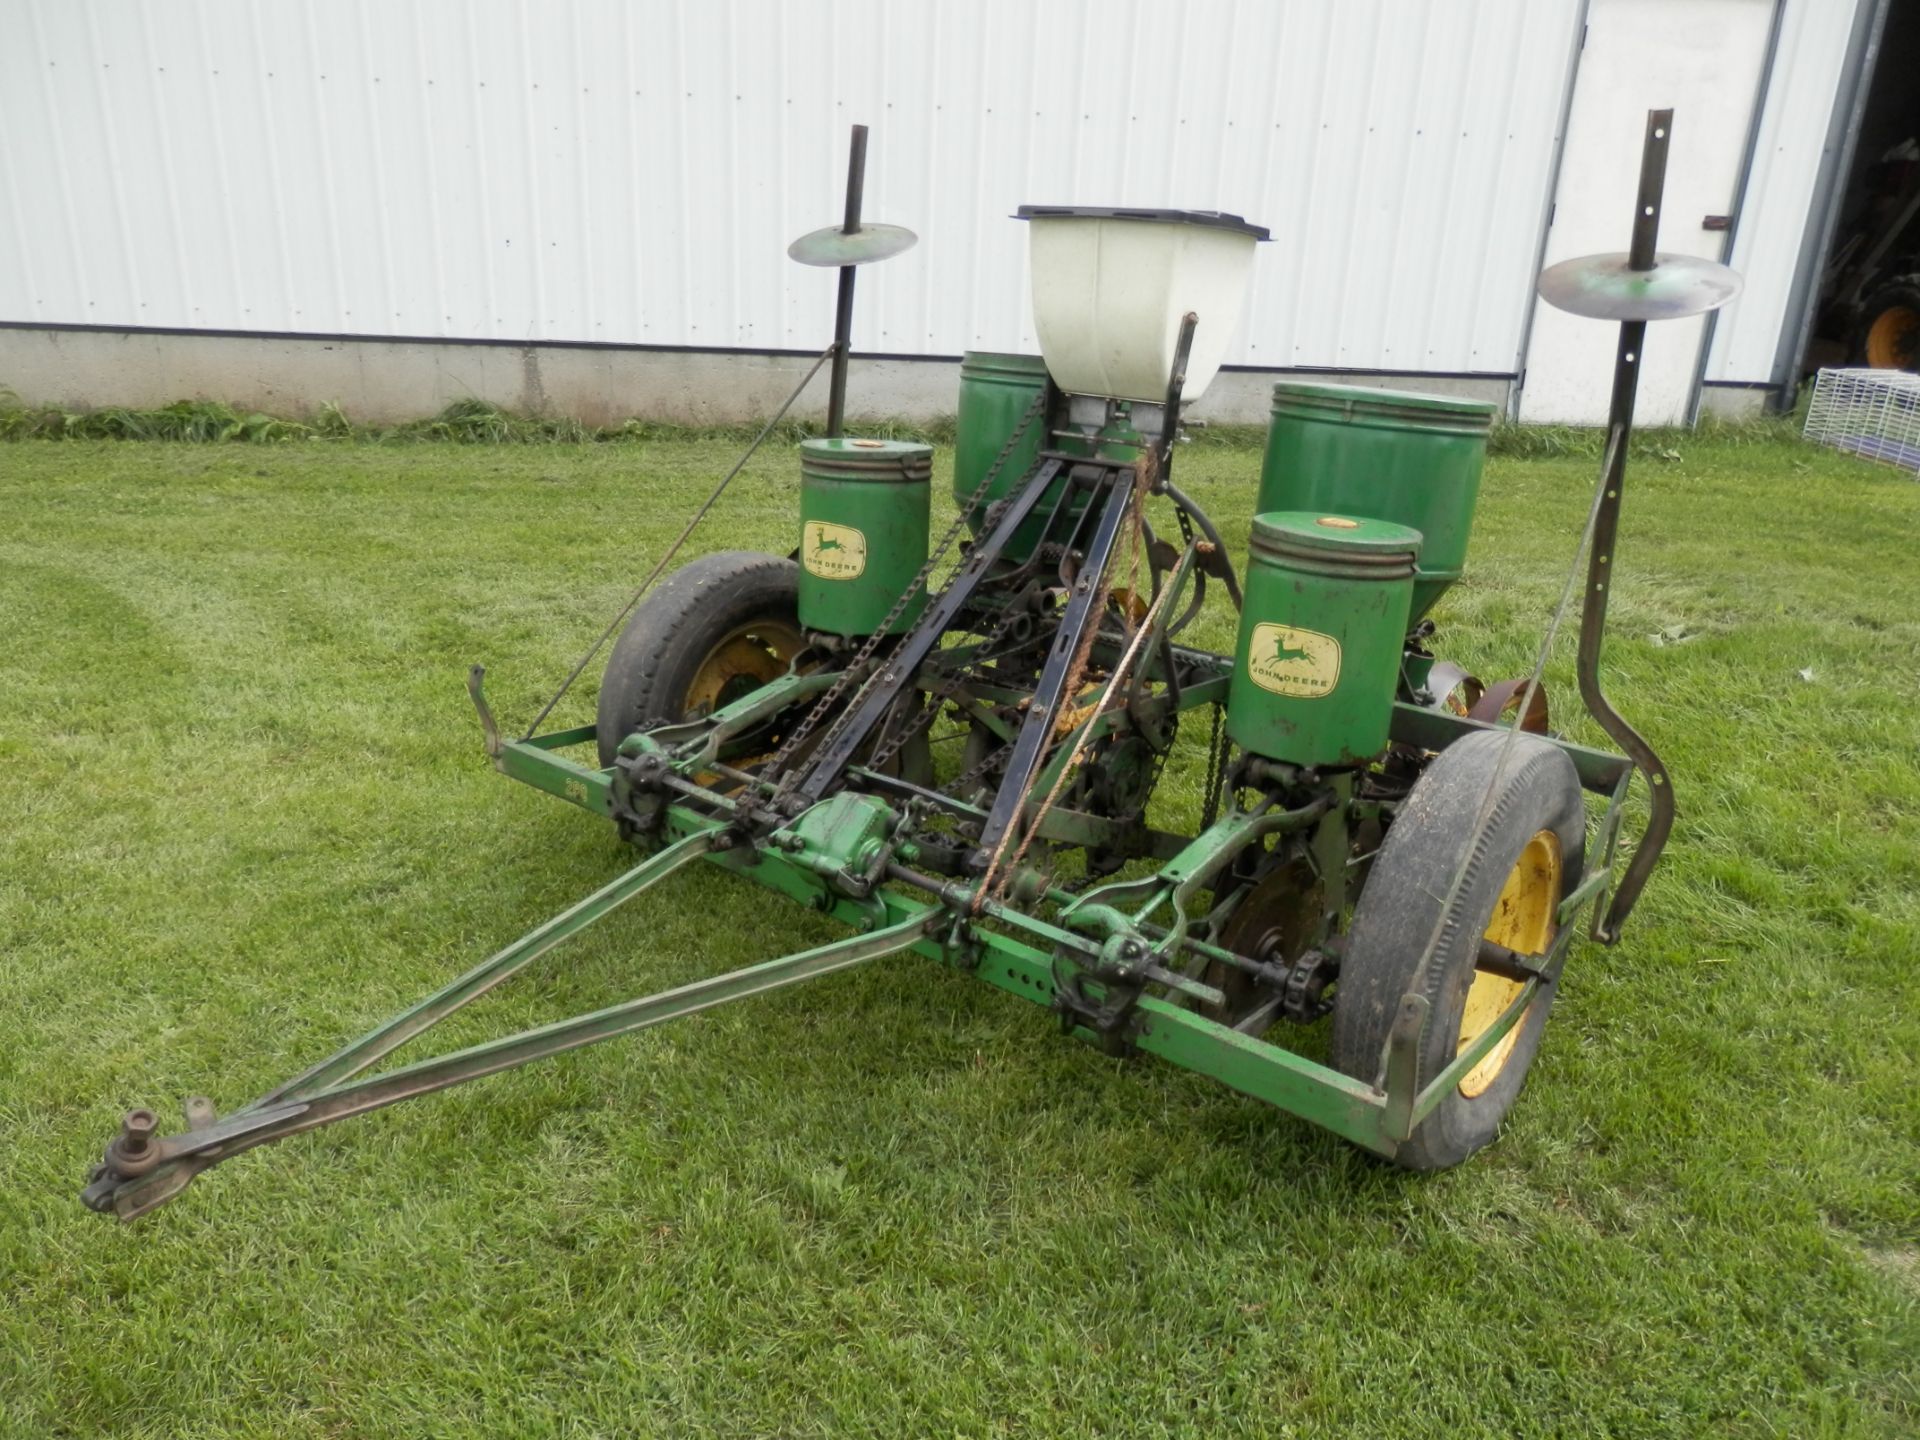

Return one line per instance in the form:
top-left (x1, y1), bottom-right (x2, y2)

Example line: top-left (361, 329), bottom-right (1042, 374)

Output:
top-left (82, 114), bottom-right (1741, 1221)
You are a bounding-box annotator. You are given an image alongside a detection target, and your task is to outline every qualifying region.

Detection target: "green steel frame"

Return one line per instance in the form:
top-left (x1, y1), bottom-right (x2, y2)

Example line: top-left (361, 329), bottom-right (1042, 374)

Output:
top-left (490, 702), bottom-right (1629, 1149)
top-left (81, 657), bottom-right (1634, 1221)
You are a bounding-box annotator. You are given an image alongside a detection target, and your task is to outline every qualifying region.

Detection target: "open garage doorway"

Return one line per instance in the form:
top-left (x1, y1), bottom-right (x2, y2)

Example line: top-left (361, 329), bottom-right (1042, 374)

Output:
top-left (1787, 0), bottom-right (1920, 396)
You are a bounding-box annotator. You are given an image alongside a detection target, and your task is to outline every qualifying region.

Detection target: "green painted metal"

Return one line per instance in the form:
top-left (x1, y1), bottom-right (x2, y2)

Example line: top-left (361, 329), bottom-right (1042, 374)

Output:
top-left (499, 735), bottom-right (613, 814)
top-left (78, 138), bottom-right (1690, 1223)
top-left (669, 800), bottom-right (1403, 1155)
top-left (953, 352), bottom-right (1084, 562)
top-left (771, 791), bottom-right (896, 893)
top-left (97, 898), bottom-right (933, 1220)
top-left (521, 723), bottom-right (598, 752)
top-left (260, 829), bottom-right (718, 1106)
top-left (1133, 999), bottom-right (1394, 1155)
top-left (1259, 381), bottom-right (1494, 626)
top-left (1228, 511), bottom-right (1422, 767)
top-left (796, 437), bottom-right (932, 636)
top-left (1555, 868), bottom-right (1614, 927)
top-left (952, 353), bottom-right (1149, 563)
top-left (1386, 701), bottom-right (1633, 793)
top-left (1064, 793), bottom-right (1334, 963)
top-left (82, 710), bottom-right (1640, 1219)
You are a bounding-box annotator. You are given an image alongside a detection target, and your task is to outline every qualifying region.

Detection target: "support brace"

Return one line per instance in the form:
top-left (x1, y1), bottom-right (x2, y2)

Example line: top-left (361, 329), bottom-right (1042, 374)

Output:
top-left (82, 859), bottom-right (931, 1220)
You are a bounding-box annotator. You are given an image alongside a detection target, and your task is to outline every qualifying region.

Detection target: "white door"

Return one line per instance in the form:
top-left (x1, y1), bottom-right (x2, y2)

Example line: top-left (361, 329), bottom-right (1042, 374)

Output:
top-left (1519, 0), bottom-right (1775, 425)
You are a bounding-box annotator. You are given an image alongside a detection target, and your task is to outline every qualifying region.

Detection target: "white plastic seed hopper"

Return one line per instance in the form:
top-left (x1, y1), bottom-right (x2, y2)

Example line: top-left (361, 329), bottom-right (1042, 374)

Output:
top-left (1016, 205), bottom-right (1270, 404)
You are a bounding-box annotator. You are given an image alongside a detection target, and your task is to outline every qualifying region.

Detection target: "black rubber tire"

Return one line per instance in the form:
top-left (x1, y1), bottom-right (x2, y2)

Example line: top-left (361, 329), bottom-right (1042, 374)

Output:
top-left (1330, 730), bottom-right (1585, 1170)
top-left (595, 550), bottom-right (803, 766)
top-left (1850, 276), bottom-right (1920, 372)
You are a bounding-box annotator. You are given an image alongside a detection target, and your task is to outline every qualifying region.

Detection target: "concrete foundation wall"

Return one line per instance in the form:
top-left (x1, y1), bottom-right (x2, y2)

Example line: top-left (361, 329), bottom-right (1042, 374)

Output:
top-left (0, 327), bottom-right (1513, 430)
top-left (1698, 384), bottom-right (1774, 421)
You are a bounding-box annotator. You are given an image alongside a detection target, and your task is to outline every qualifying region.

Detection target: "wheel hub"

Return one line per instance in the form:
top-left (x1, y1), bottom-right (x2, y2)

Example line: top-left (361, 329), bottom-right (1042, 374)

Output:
top-left (1458, 828), bottom-right (1561, 1097)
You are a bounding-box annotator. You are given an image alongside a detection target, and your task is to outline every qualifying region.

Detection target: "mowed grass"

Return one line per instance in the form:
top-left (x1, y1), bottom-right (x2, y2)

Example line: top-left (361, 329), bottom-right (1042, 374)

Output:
top-left (1, 427), bottom-right (1916, 1438)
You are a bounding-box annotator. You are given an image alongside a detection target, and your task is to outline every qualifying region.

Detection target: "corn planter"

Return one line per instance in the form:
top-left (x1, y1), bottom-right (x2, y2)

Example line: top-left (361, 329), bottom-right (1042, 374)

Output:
top-left (82, 114), bottom-right (1739, 1221)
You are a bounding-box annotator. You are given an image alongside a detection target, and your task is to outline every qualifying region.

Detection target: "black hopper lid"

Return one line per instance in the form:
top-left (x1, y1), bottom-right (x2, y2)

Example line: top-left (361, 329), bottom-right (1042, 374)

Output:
top-left (1014, 205), bottom-right (1271, 241)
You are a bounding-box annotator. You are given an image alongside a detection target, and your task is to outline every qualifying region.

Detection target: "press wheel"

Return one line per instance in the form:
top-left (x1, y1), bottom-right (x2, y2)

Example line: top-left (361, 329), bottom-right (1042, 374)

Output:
top-left (596, 550), bottom-right (932, 789)
top-left (596, 551), bottom-right (808, 767)
top-left (1330, 730), bottom-right (1585, 1169)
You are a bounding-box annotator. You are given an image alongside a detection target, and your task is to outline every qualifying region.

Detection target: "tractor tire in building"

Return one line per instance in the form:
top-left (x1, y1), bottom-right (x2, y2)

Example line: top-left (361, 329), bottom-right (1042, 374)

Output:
top-left (595, 551), bottom-right (808, 767)
top-left (1851, 275), bottom-right (1920, 372)
top-left (1329, 729), bottom-right (1585, 1170)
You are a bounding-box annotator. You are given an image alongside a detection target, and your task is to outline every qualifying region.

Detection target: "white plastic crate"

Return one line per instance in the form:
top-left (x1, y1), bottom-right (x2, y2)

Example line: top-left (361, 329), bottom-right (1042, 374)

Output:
top-left (1803, 368), bottom-right (1920, 475)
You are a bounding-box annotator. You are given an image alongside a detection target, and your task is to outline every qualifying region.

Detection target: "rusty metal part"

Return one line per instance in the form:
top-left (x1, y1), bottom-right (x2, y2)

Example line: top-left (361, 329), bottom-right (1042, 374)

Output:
top-left (108, 1109), bottom-right (161, 1175)
top-left (1206, 858), bottom-right (1324, 1029)
top-left (1467, 677), bottom-right (1550, 734)
top-left (977, 466), bottom-right (1179, 907)
top-left (973, 315), bottom-right (1200, 887)
top-left (1420, 660), bottom-right (1484, 716)
top-left (1552, 108), bottom-right (1683, 942)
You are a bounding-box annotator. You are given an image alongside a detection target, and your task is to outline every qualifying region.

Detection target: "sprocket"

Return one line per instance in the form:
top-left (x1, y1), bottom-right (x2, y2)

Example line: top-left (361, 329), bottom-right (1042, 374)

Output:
top-left (1204, 857), bottom-right (1327, 1029)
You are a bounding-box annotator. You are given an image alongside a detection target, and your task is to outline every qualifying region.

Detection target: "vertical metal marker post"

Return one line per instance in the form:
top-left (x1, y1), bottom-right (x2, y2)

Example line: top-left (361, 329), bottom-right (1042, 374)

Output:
top-left (1536, 108), bottom-right (1742, 941)
top-left (787, 127), bottom-right (916, 437)
top-left (1579, 112), bottom-right (1671, 941)
top-left (825, 125), bottom-right (868, 438)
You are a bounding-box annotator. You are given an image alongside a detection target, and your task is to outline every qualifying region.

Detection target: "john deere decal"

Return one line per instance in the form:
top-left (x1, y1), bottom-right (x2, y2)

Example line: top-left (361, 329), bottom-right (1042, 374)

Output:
top-left (1246, 622), bottom-right (1340, 699)
top-left (802, 521), bottom-right (867, 580)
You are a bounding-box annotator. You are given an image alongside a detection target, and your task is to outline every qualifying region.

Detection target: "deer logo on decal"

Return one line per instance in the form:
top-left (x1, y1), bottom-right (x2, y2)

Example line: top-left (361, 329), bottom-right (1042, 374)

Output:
top-left (1247, 622), bottom-right (1341, 698)
top-left (801, 521), bottom-right (867, 580)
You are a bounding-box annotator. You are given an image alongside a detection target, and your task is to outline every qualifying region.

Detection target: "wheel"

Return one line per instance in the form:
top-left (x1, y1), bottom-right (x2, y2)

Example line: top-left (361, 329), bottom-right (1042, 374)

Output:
top-left (595, 551), bottom-right (806, 766)
top-left (1330, 730), bottom-right (1585, 1170)
top-left (1851, 277), bottom-right (1920, 371)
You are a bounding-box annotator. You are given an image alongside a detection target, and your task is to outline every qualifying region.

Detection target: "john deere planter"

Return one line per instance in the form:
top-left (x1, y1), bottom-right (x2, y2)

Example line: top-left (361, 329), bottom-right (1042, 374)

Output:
top-left (83, 115), bottom-right (1740, 1220)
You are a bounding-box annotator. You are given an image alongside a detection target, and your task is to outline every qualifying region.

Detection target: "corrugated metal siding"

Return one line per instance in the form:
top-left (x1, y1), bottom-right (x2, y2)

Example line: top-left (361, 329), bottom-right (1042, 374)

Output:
top-left (1703, 0), bottom-right (1866, 384)
top-left (0, 0), bottom-right (1582, 375)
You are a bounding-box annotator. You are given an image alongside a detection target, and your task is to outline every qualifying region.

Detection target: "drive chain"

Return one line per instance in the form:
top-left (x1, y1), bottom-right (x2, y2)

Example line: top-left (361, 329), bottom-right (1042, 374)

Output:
top-left (761, 390), bottom-right (1049, 809)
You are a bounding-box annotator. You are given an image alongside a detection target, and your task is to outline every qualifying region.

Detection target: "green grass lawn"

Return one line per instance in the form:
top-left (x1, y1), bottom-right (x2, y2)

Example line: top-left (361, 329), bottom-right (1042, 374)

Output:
top-left (2, 428), bottom-right (1916, 1437)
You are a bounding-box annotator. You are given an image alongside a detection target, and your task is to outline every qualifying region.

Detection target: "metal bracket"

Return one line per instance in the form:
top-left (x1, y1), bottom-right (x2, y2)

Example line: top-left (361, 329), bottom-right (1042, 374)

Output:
top-left (1380, 993), bottom-right (1430, 1144)
top-left (468, 665), bottom-right (501, 759)
top-left (1571, 111), bottom-right (1682, 943)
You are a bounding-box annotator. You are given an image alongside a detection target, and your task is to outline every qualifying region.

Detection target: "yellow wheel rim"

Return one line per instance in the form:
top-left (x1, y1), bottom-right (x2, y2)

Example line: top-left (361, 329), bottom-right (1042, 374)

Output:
top-left (683, 621), bottom-right (805, 717)
top-left (681, 619), bottom-right (805, 785)
top-left (1865, 305), bottom-right (1919, 370)
top-left (1458, 828), bottom-right (1561, 1098)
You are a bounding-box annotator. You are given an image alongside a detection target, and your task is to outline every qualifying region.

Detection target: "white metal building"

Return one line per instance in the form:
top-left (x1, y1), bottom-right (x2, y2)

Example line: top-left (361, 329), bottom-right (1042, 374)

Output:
top-left (0, 0), bottom-right (1904, 426)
